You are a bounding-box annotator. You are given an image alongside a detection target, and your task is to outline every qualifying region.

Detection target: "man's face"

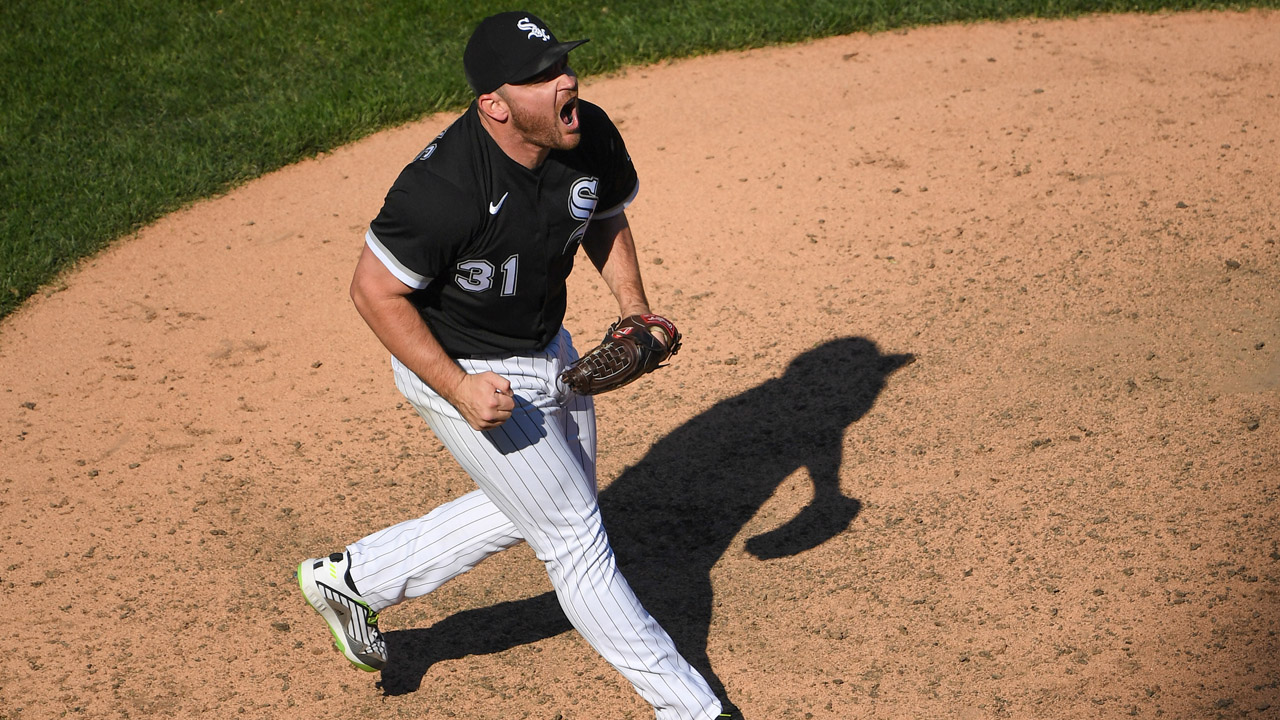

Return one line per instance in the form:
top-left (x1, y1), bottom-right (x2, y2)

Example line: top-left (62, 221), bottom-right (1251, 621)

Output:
top-left (500, 57), bottom-right (581, 151)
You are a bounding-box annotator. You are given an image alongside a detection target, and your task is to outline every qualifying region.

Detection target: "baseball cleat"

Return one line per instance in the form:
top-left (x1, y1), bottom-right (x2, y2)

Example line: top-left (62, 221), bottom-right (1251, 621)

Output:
top-left (297, 552), bottom-right (387, 671)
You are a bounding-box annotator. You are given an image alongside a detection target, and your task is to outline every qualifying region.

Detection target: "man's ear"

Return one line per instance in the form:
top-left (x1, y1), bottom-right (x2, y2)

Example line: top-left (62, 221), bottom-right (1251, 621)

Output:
top-left (477, 91), bottom-right (510, 123)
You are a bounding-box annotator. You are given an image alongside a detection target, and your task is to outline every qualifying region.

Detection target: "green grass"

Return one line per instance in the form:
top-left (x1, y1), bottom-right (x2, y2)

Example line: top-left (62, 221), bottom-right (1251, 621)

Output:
top-left (1, 0), bottom-right (1272, 318)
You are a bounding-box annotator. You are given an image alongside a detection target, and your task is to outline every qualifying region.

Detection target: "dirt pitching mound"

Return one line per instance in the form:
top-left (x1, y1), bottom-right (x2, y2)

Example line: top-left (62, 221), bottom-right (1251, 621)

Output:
top-left (2, 11), bottom-right (1276, 720)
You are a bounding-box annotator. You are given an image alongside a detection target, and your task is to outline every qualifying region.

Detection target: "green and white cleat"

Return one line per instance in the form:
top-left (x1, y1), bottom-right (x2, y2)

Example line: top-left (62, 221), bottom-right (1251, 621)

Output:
top-left (296, 552), bottom-right (387, 672)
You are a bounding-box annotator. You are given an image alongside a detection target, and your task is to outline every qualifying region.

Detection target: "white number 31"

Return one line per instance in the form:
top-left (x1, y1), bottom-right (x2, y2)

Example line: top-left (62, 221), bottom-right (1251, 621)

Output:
top-left (455, 255), bottom-right (518, 295)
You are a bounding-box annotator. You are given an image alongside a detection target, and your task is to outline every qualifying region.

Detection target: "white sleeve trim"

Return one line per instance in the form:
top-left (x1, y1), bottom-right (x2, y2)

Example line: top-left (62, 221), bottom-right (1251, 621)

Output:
top-left (365, 228), bottom-right (433, 290)
top-left (593, 179), bottom-right (639, 220)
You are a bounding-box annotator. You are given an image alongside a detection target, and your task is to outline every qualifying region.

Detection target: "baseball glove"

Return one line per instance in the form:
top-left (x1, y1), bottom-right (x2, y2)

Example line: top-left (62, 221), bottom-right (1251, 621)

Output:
top-left (560, 314), bottom-right (682, 395)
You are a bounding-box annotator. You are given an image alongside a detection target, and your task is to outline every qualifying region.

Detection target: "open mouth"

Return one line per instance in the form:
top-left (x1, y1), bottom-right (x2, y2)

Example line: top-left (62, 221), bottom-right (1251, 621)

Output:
top-left (559, 97), bottom-right (578, 128)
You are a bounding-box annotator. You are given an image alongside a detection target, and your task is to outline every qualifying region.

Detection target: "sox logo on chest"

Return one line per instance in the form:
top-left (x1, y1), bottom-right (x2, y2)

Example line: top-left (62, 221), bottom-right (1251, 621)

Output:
top-left (564, 176), bottom-right (599, 253)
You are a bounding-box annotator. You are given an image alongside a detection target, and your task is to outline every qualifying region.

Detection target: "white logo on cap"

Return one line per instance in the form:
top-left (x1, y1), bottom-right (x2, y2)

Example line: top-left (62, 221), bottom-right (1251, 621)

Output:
top-left (517, 17), bottom-right (550, 41)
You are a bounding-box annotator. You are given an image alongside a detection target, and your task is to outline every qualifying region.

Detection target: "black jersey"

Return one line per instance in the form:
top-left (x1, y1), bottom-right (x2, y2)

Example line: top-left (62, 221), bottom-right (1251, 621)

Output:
top-left (366, 100), bottom-right (638, 357)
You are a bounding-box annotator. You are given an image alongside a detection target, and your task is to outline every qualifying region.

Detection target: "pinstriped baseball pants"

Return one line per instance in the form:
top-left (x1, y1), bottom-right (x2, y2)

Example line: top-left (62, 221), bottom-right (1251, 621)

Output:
top-left (346, 329), bottom-right (721, 720)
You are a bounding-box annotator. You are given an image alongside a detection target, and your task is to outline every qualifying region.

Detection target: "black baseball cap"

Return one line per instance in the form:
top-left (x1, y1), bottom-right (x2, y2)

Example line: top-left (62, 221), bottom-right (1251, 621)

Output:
top-left (463, 11), bottom-right (588, 95)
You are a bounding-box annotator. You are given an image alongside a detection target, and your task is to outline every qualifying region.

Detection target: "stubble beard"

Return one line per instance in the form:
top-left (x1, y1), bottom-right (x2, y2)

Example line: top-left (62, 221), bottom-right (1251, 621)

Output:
top-left (508, 99), bottom-right (581, 152)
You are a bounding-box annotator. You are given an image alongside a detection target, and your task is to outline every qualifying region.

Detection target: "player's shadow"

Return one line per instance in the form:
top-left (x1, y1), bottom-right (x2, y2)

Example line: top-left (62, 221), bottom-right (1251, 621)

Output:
top-left (378, 336), bottom-right (914, 698)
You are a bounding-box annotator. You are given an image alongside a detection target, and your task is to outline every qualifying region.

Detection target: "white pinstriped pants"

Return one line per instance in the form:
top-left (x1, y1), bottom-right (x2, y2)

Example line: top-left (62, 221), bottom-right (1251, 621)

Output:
top-left (346, 328), bottom-right (721, 720)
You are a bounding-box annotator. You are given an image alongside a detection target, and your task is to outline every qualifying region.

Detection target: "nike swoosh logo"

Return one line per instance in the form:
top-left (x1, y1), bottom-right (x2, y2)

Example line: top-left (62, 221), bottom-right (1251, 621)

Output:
top-left (488, 192), bottom-right (509, 215)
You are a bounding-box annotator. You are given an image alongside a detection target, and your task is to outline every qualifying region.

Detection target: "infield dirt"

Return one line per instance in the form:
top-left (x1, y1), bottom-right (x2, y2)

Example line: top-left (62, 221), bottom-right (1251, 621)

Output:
top-left (1, 11), bottom-right (1276, 720)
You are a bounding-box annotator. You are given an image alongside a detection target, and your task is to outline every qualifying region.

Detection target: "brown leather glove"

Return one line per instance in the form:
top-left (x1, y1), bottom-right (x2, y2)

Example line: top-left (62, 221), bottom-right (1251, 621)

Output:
top-left (559, 314), bottom-right (682, 395)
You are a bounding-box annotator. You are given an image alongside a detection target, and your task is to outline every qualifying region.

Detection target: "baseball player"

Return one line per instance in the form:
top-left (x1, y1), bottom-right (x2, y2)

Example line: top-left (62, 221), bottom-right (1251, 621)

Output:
top-left (296, 12), bottom-right (737, 720)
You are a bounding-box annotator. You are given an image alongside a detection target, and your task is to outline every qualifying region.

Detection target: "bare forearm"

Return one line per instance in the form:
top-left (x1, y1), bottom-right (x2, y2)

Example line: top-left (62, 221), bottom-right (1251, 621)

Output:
top-left (584, 212), bottom-right (650, 317)
top-left (350, 280), bottom-right (465, 398)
